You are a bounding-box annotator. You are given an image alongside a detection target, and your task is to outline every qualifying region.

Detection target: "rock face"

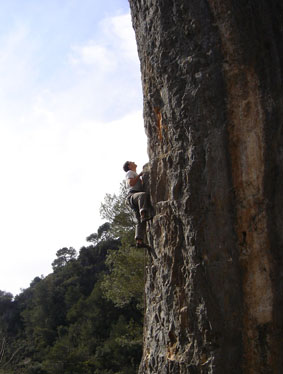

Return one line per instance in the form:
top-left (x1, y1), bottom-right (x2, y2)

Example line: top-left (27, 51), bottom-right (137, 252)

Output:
top-left (129, 0), bottom-right (283, 373)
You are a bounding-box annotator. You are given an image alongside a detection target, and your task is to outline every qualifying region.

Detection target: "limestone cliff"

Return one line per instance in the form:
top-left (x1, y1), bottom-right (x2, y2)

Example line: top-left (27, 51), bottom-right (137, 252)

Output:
top-left (129, 0), bottom-right (283, 373)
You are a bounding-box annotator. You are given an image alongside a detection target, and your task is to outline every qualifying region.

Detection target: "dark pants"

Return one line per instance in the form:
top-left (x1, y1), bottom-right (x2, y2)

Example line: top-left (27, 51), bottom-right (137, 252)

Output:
top-left (127, 191), bottom-right (151, 241)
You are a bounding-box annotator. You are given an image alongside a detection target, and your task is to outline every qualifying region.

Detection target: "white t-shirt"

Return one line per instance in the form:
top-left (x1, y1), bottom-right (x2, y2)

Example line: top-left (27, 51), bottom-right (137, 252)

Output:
top-left (125, 170), bottom-right (143, 192)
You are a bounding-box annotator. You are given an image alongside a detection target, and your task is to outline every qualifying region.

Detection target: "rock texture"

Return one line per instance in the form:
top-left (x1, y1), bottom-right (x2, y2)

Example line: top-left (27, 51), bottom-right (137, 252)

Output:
top-left (129, 0), bottom-right (283, 373)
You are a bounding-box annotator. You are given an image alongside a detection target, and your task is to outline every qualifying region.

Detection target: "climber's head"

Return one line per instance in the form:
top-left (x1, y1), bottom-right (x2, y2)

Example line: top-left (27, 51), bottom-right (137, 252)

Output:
top-left (123, 161), bottom-right (136, 172)
top-left (123, 161), bottom-right (130, 172)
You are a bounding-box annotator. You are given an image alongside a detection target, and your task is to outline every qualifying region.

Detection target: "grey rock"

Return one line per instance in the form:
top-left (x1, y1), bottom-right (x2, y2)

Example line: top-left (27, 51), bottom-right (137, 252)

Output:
top-left (129, 0), bottom-right (283, 372)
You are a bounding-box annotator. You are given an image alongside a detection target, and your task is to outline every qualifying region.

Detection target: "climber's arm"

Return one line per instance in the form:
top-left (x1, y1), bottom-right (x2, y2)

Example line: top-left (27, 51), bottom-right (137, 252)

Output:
top-left (128, 172), bottom-right (143, 187)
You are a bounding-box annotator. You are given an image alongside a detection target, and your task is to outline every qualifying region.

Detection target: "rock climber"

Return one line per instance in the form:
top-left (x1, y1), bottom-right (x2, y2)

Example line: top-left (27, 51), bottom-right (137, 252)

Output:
top-left (123, 161), bottom-right (153, 248)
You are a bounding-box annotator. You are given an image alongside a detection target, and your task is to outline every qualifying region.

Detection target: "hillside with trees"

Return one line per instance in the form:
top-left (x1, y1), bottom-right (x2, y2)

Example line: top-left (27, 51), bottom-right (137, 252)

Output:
top-left (0, 185), bottom-right (144, 374)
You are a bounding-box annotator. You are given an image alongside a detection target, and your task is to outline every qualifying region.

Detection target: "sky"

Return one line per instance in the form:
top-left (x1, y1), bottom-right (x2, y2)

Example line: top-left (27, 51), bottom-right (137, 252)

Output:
top-left (0, 0), bottom-right (148, 296)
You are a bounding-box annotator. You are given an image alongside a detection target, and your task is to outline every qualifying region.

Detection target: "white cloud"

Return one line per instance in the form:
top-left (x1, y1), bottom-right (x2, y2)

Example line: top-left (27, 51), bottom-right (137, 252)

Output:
top-left (70, 43), bottom-right (117, 72)
top-left (101, 13), bottom-right (139, 63)
top-left (0, 23), bottom-right (39, 103)
top-left (64, 12), bottom-right (141, 121)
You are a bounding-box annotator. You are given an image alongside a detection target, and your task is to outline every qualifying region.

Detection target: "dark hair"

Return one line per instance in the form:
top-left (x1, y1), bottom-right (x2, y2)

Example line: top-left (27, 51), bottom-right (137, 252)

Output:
top-left (123, 161), bottom-right (130, 172)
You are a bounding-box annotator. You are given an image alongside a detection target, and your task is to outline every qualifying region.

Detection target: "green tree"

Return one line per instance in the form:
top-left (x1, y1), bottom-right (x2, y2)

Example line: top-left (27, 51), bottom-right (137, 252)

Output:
top-left (100, 184), bottom-right (145, 310)
top-left (101, 242), bottom-right (145, 310)
top-left (86, 222), bottom-right (111, 245)
top-left (51, 247), bottom-right (77, 271)
top-left (100, 182), bottom-right (135, 242)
